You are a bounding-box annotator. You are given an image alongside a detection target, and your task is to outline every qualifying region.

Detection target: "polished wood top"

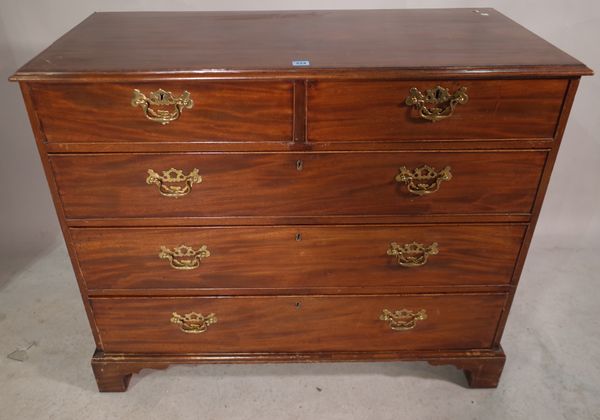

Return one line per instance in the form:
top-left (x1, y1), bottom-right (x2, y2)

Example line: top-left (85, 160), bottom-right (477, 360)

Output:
top-left (11, 9), bottom-right (591, 80)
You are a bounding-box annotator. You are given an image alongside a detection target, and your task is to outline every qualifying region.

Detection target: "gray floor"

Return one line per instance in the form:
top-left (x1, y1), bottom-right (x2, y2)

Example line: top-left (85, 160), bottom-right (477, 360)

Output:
top-left (0, 241), bottom-right (598, 420)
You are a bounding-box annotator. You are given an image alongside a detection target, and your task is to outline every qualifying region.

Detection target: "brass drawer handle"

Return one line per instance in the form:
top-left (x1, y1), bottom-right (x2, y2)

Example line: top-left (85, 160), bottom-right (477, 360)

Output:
top-left (380, 309), bottom-right (427, 331)
top-left (159, 244), bottom-right (210, 270)
top-left (395, 165), bottom-right (452, 196)
top-left (131, 88), bottom-right (193, 125)
top-left (170, 312), bottom-right (217, 334)
top-left (387, 241), bottom-right (438, 267)
top-left (146, 168), bottom-right (202, 198)
top-left (405, 85), bottom-right (468, 122)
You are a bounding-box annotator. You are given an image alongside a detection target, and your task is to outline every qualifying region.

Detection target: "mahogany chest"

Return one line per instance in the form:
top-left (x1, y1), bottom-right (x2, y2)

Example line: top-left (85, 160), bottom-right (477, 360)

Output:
top-left (11, 9), bottom-right (592, 391)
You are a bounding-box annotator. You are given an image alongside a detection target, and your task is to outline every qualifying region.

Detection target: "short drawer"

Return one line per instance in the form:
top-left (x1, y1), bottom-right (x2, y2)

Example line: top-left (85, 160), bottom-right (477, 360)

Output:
top-left (308, 79), bottom-right (567, 141)
top-left (51, 151), bottom-right (546, 219)
top-left (73, 225), bottom-right (525, 291)
top-left (30, 81), bottom-right (293, 143)
top-left (91, 294), bottom-right (506, 353)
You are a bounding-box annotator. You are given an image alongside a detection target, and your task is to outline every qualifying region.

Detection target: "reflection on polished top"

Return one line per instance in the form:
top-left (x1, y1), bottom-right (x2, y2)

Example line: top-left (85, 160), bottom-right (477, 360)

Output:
top-left (11, 9), bottom-right (592, 79)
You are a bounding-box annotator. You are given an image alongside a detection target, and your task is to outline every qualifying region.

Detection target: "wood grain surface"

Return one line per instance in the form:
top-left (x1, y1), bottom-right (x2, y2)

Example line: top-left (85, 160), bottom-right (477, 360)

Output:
top-left (50, 151), bottom-right (547, 219)
top-left (11, 10), bottom-right (591, 79)
top-left (308, 79), bottom-right (567, 141)
top-left (30, 81), bottom-right (293, 143)
top-left (72, 225), bottom-right (526, 290)
top-left (91, 294), bottom-right (507, 353)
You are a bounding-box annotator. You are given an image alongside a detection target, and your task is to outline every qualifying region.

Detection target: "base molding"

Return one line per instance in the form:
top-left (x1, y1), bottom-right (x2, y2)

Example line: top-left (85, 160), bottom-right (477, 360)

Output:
top-left (91, 347), bottom-right (506, 392)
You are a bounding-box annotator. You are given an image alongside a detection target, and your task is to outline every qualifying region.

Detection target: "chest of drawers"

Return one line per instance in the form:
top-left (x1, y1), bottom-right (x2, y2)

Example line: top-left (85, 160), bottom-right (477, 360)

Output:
top-left (11, 9), bottom-right (591, 392)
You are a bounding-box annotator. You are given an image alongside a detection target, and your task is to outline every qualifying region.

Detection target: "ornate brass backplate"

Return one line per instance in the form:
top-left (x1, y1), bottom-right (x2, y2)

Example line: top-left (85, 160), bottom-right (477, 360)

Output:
top-left (170, 312), bottom-right (217, 334)
top-left (159, 244), bottom-right (210, 270)
top-left (395, 165), bottom-right (452, 196)
top-left (405, 85), bottom-right (468, 122)
top-left (387, 241), bottom-right (439, 267)
top-left (131, 88), bottom-right (193, 125)
top-left (146, 168), bottom-right (202, 198)
top-left (379, 308), bottom-right (428, 331)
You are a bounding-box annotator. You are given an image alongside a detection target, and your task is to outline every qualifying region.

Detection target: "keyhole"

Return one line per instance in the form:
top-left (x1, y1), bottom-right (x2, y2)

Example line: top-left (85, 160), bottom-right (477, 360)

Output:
top-left (295, 233), bottom-right (302, 241)
top-left (295, 302), bottom-right (302, 309)
top-left (296, 160), bottom-right (303, 171)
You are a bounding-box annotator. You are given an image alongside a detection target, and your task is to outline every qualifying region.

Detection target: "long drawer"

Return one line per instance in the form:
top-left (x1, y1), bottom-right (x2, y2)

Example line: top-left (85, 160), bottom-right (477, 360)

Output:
top-left (308, 79), bottom-right (567, 141)
top-left (51, 151), bottom-right (546, 219)
top-left (91, 294), bottom-right (506, 353)
top-left (73, 225), bottom-right (525, 291)
top-left (30, 81), bottom-right (294, 143)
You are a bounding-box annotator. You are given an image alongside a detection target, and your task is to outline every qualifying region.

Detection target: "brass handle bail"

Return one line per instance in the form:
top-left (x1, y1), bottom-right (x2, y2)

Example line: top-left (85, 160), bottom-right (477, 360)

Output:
top-left (380, 309), bottom-right (428, 331)
top-left (159, 244), bottom-right (210, 270)
top-left (395, 165), bottom-right (452, 196)
top-left (131, 88), bottom-right (193, 125)
top-left (170, 312), bottom-right (217, 334)
top-left (146, 168), bottom-right (202, 198)
top-left (405, 86), bottom-right (468, 122)
top-left (387, 241), bottom-right (438, 267)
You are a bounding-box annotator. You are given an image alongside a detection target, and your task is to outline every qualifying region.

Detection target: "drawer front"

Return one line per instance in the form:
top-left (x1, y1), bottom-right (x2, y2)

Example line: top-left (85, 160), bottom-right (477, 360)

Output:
top-left (31, 82), bottom-right (293, 143)
top-left (51, 151), bottom-right (546, 219)
top-left (308, 79), bottom-right (567, 141)
top-left (73, 225), bottom-right (525, 291)
top-left (91, 294), bottom-right (506, 353)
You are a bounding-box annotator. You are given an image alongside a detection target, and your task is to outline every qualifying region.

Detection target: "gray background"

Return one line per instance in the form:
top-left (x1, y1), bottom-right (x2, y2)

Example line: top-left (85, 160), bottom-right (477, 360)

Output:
top-left (1, 2), bottom-right (599, 419)
top-left (1, 0), bottom-right (598, 270)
